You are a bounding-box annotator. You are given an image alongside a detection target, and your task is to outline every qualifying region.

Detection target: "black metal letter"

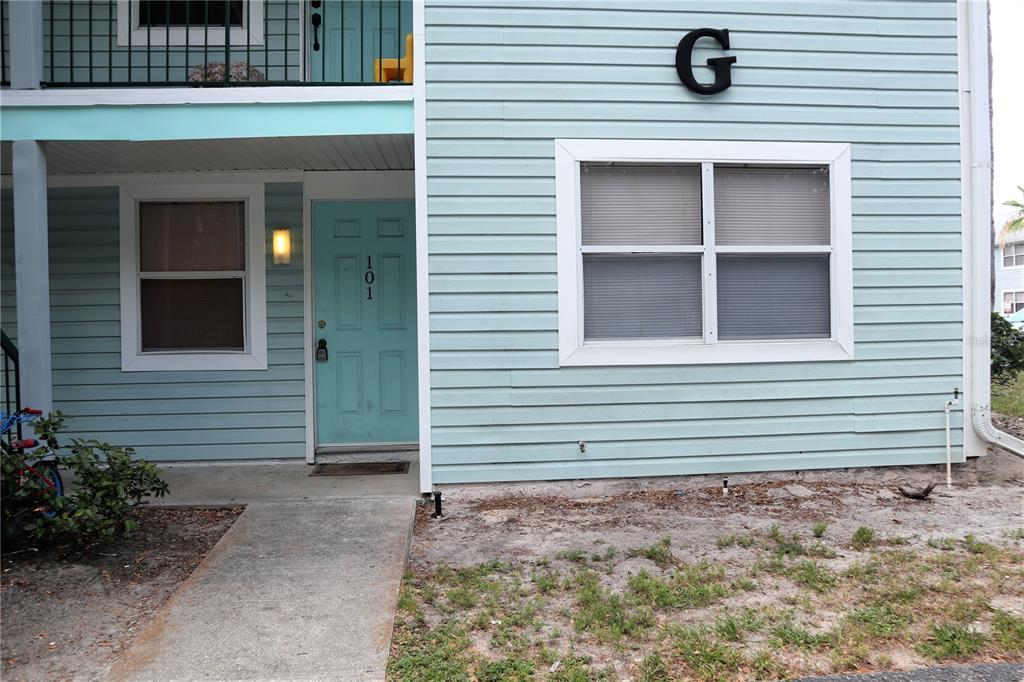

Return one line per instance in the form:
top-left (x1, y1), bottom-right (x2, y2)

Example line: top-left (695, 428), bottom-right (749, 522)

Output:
top-left (676, 28), bottom-right (737, 95)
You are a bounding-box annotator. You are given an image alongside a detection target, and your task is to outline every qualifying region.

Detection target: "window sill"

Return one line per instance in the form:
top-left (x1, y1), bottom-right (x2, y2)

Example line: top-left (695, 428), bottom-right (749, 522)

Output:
top-left (558, 339), bottom-right (854, 367)
top-left (122, 351), bottom-right (268, 372)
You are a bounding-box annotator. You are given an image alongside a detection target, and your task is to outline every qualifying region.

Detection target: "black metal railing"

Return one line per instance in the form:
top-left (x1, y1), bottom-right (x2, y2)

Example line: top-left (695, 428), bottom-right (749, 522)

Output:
top-left (1, 0), bottom-right (10, 86)
top-left (1, 330), bottom-right (21, 442)
top-left (33, 0), bottom-right (411, 87)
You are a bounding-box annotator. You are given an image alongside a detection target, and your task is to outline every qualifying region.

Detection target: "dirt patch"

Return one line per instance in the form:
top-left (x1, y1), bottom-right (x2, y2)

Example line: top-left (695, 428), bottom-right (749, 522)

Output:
top-left (391, 452), bottom-right (1024, 680)
top-left (994, 412), bottom-right (1024, 440)
top-left (1, 506), bottom-right (243, 682)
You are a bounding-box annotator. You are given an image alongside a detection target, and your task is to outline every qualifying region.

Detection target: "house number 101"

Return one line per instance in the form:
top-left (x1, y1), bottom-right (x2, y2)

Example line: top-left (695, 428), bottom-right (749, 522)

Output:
top-left (365, 256), bottom-right (375, 300)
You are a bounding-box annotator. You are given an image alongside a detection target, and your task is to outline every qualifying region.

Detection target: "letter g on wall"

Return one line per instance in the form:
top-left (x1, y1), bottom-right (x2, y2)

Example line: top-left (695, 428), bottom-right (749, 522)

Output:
top-left (676, 28), bottom-right (737, 95)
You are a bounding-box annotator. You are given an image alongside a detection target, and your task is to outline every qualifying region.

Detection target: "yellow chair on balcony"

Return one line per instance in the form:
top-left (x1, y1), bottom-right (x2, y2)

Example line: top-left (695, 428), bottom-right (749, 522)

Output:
top-left (373, 33), bottom-right (414, 84)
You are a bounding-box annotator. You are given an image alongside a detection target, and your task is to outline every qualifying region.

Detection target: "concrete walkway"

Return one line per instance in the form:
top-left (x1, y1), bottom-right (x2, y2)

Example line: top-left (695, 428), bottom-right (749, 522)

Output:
top-left (107, 497), bottom-right (416, 682)
top-left (798, 663), bottom-right (1024, 681)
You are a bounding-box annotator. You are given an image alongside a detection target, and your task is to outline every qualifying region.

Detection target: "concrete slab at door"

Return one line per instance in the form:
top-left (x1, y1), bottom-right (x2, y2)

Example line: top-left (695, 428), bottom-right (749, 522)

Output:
top-left (314, 200), bottom-right (417, 445)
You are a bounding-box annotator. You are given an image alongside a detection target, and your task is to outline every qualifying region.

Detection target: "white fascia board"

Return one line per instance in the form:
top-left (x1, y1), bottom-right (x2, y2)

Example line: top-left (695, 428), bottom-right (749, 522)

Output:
top-left (0, 85), bottom-right (414, 107)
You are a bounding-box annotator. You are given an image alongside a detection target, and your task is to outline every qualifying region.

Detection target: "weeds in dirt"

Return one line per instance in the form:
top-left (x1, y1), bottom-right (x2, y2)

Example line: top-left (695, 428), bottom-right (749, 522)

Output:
top-left (716, 533), bottom-right (754, 549)
top-left (852, 526), bottom-right (876, 549)
top-left (390, 506), bottom-right (1024, 682)
top-left (573, 570), bottom-right (653, 643)
top-left (915, 622), bottom-right (987, 660)
top-left (627, 537), bottom-right (674, 566)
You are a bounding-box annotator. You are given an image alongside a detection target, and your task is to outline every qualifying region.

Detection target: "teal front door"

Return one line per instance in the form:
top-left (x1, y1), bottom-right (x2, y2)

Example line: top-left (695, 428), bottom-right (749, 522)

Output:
top-left (308, 1), bottom-right (413, 83)
top-left (313, 201), bottom-right (417, 445)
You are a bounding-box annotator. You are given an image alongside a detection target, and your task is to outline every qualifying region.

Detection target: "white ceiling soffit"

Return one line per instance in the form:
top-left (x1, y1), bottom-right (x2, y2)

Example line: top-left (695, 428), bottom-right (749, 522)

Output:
top-left (0, 134), bottom-right (414, 175)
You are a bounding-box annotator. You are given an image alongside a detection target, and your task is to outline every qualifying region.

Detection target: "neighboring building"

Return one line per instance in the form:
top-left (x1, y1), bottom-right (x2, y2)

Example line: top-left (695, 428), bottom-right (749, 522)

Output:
top-left (1, 0), bottom-right (1019, 493)
top-left (995, 233), bottom-right (1024, 316)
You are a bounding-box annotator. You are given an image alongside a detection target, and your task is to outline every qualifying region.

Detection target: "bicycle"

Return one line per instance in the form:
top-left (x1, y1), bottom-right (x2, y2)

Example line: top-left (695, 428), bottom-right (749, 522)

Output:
top-left (2, 408), bottom-right (64, 541)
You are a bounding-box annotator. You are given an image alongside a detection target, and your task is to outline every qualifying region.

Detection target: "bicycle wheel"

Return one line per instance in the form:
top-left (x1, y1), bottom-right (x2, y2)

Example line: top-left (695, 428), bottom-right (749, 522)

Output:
top-left (40, 462), bottom-right (63, 518)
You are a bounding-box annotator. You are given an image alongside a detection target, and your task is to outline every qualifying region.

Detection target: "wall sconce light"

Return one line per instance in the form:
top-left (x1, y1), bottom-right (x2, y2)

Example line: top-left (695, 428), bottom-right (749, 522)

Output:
top-left (272, 228), bottom-right (291, 265)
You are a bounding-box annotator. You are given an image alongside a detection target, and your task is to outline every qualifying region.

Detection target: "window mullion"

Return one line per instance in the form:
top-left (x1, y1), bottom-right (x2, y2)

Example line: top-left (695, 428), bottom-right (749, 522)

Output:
top-left (701, 162), bottom-right (717, 344)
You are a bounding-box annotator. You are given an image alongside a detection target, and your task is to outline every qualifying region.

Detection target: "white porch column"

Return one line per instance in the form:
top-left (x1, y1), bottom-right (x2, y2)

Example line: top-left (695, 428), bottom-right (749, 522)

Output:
top-left (12, 141), bottom-right (53, 414)
top-left (9, 0), bottom-right (43, 90)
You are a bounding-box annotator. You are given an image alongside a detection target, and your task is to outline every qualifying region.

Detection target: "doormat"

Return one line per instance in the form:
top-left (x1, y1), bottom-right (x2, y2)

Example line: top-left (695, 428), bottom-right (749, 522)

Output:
top-left (310, 461), bottom-right (410, 476)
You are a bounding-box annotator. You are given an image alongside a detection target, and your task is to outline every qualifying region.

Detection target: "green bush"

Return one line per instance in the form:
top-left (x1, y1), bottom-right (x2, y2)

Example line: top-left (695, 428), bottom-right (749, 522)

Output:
top-left (992, 313), bottom-right (1024, 386)
top-left (1, 412), bottom-right (168, 545)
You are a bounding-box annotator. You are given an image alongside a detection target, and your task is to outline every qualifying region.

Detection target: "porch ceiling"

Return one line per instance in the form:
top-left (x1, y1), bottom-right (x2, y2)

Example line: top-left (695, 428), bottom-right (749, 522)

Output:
top-left (0, 134), bottom-right (413, 175)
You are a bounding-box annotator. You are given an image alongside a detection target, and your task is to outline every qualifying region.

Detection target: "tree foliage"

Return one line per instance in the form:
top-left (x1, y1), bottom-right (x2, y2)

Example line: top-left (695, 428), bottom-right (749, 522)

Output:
top-left (992, 313), bottom-right (1024, 386)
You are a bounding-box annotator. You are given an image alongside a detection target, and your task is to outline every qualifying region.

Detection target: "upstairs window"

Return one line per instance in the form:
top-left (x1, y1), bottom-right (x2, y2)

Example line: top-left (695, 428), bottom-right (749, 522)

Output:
top-left (118, 0), bottom-right (263, 47)
top-left (555, 140), bottom-right (853, 366)
top-left (1005, 291), bottom-right (1024, 315)
top-left (1004, 243), bottom-right (1024, 268)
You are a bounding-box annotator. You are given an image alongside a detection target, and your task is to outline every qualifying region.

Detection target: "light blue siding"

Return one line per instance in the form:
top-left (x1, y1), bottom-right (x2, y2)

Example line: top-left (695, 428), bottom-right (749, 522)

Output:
top-left (0, 184), bottom-right (305, 460)
top-left (424, 0), bottom-right (965, 483)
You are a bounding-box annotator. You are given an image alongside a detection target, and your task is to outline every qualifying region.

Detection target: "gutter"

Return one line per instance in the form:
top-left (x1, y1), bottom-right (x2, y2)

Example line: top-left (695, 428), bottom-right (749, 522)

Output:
top-left (960, 0), bottom-right (1024, 458)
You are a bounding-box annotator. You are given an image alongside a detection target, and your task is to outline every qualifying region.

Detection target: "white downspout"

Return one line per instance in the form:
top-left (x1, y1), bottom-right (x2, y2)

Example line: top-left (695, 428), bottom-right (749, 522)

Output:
top-left (960, 0), bottom-right (1024, 458)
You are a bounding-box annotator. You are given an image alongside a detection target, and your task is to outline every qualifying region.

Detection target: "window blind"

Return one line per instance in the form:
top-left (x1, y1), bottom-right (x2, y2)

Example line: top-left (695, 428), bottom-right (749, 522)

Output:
top-left (140, 201), bottom-right (246, 272)
top-left (141, 278), bottom-right (245, 351)
top-left (717, 255), bottom-right (831, 340)
top-left (714, 166), bottom-right (830, 246)
top-left (581, 164), bottom-right (702, 246)
top-left (583, 254), bottom-right (702, 340)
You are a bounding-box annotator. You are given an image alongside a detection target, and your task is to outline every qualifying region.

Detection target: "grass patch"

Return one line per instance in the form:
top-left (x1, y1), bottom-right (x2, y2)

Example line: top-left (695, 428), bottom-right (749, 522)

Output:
top-left (768, 524), bottom-right (807, 557)
top-left (476, 657), bottom-right (535, 682)
top-left (916, 623), bottom-right (987, 660)
top-left (993, 371), bottom-right (1024, 417)
top-left (993, 611), bottom-right (1024, 652)
top-left (628, 537), bottom-right (674, 566)
top-left (670, 625), bottom-right (745, 681)
top-left (637, 653), bottom-right (670, 682)
top-left (847, 604), bottom-right (911, 638)
top-left (388, 621), bottom-right (473, 682)
top-left (558, 549), bottom-right (588, 563)
top-left (573, 570), bottom-right (653, 642)
top-left (927, 537), bottom-right (958, 551)
top-left (714, 609), bottom-right (763, 641)
top-left (788, 560), bottom-right (837, 593)
top-left (628, 563), bottom-right (731, 609)
top-left (716, 533), bottom-right (755, 549)
top-left (852, 526), bottom-right (876, 549)
top-left (812, 522), bottom-right (828, 538)
top-left (772, 621), bottom-right (831, 650)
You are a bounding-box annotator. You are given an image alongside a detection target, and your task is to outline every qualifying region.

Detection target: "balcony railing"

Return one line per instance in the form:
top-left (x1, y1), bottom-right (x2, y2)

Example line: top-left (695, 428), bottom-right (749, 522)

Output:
top-left (6, 0), bottom-right (412, 87)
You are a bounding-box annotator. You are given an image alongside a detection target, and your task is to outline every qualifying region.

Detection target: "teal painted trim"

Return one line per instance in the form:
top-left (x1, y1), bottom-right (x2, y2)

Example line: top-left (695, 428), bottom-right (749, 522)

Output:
top-left (0, 101), bottom-right (414, 141)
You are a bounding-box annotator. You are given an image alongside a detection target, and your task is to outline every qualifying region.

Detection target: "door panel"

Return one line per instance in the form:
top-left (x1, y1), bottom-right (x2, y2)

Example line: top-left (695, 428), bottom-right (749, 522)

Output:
top-left (308, 1), bottom-right (413, 84)
top-left (314, 201), bottom-right (417, 444)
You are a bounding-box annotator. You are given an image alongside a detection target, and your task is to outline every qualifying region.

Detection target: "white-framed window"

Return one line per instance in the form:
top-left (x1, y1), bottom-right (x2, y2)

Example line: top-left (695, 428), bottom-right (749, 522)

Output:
top-left (1003, 242), bottom-right (1024, 269)
top-left (555, 139), bottom-right (854, 366)
top-left (119, 183), bottom-right (267, 372)
top-left (117, 0), bottom-right (264, 47)
top-left (1004, 291), bottom-right (1024, 315)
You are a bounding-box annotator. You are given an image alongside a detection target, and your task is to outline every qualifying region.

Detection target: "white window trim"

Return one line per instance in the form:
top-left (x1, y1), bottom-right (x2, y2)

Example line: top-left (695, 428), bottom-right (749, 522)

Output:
top-left (116, 0), bottom-right (264, 48)
top-left (1002, 243), bottom-right (1024, 269)
top-left (119, 183), bottom-right (267, 371)
top-left (555, 139), bottom-right (854, 366)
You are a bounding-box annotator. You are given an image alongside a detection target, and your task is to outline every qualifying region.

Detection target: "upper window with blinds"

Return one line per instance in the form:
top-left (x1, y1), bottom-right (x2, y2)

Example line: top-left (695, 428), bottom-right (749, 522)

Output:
top-left (556, 140), bottom-right (853, 366)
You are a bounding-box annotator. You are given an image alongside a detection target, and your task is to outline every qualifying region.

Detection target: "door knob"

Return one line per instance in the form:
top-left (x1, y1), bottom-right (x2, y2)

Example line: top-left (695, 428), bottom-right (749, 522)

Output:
top-left (311, 13), bottom-right (322, 51)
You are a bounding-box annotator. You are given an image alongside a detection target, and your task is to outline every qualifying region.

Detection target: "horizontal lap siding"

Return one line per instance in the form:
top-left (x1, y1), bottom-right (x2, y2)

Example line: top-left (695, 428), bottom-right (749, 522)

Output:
top-left (0, 184), bottom-right (305, 460)
top-left (424, 0), bottom-right (964, 483)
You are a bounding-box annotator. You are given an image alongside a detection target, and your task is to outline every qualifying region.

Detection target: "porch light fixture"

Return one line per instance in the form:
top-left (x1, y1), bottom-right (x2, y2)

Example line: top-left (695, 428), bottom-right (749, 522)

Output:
top-left (272, 228), bottom-right (291, 265)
